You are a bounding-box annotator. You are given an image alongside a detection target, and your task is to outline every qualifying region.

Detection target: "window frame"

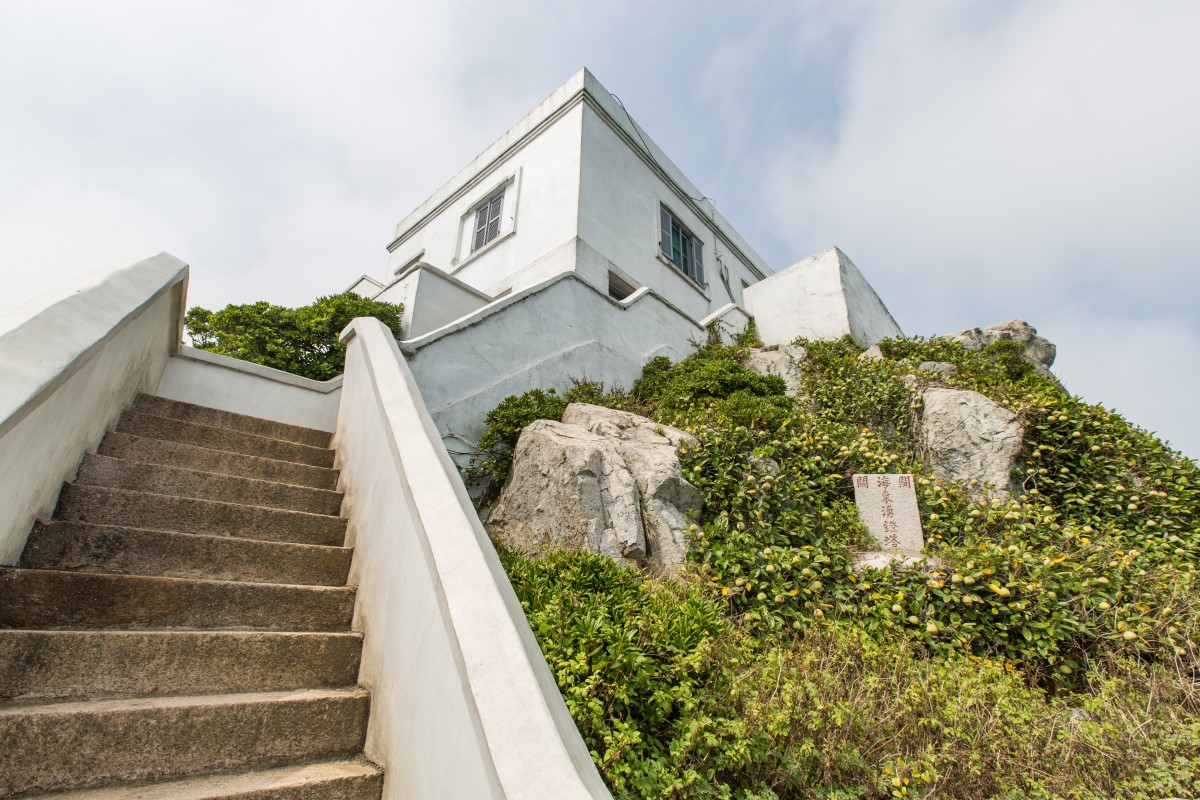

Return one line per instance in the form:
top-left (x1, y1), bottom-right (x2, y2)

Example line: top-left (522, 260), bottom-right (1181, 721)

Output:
top-left (452, 168), bottom-right (522, 270)
top-left (658, 204), bottom-right (705, 287)
top-left (471, 190), bottom-right (505, 253)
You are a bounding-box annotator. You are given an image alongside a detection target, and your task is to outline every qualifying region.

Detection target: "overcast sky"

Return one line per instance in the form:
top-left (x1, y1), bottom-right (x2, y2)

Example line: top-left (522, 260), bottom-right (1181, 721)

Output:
top-left (1, 1), bottom-right (1196, 459)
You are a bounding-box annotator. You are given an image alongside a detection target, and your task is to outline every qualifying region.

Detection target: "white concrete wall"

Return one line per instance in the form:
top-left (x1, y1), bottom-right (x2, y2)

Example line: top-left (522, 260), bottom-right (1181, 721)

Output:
top-left (335, 317), bottom-right (612, 800)
top-left (0, 252), bottom-right (188, 564)
top-left (402, 269), bottom-right (747, 460)
top-left (155, 347), bottom-right (342, 431)
top-left (374, 263), bottom-right (491, 339)
top-left (385, 85), bottom-right (585, 300)
top-left (744, 247), bottom-right (904, 348)
top-left (576, 75), bottom-right (770, 321)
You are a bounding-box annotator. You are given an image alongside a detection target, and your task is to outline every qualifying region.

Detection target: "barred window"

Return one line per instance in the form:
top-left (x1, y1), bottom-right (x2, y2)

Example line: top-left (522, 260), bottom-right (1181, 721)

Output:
top-left (659, 205), bottom-right (704, 286)
top-left (472, 190), bottom-right (505, 252)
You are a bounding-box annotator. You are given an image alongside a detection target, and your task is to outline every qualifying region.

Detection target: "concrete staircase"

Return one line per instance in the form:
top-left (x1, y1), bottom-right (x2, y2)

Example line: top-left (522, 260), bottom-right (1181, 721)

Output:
top-left (0, 394), bottom-right (383, 798)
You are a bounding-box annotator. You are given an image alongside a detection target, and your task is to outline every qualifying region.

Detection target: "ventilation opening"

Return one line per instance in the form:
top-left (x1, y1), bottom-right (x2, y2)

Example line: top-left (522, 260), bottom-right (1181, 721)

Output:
top-left (608, 272), bottom-right (637, 301)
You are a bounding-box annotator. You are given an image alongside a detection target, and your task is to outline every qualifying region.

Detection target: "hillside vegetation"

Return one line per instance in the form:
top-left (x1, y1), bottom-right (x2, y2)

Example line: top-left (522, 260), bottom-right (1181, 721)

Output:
top-left (482, 330), bottom-right (1200, 799)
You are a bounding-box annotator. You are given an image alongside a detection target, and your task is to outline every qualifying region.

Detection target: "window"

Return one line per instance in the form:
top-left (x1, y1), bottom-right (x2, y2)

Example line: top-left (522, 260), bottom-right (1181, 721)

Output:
top-left (659, 206), bottom-right (704, 286)
top-left (472, 190), bottom-right (505, 252)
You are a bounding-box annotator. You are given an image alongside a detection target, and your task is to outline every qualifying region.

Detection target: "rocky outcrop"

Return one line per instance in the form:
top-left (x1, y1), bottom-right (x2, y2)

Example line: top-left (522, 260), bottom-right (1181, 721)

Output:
top-left (744, 344), bottom-right (806, 395)
top-left (488, 404), bottom-right (702, 572)
top-left (946, 320), bottom-right (1056, 373)
top-left (921, 387), bottom-right (1024, 499)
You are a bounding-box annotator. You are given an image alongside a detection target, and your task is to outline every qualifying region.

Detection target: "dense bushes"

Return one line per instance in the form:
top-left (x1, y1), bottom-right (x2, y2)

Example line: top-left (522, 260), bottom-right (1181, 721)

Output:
top-left (485, 334), bottom-right (1200, 798)
top-left (184, 293), bottom-right (403, 380)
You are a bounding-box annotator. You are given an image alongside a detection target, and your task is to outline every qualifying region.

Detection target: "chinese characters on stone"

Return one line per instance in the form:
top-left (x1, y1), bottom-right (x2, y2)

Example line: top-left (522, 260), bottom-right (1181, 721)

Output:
top-left (852, 474), bottom-right (924, 553)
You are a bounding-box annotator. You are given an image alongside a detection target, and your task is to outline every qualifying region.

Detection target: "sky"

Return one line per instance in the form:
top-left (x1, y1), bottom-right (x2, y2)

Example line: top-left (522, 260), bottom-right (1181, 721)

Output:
top-left (1, 1), bottom-right (1197, 459)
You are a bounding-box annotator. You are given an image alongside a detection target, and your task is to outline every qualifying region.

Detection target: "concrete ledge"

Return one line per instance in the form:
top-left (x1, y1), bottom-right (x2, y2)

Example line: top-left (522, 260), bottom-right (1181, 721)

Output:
top-left (154, 347), bottom-right (342, 432)
top-left (336, 317), bottom-right (612, 800)
top-left (0, 252), bottom-right (188, 564)
top-left (398, 272), bottom-right (731, 458)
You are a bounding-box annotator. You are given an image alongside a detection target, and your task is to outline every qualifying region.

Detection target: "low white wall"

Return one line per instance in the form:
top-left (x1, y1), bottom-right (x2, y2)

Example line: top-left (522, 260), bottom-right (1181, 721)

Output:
top-left (401, 272), bottom-right (747, 460)
top-left (744, 246), bottom-right (903, 348)
top-left (155, 346), bottom-right (342, 432)
top-left (373, 263), bottom-right (492, 340)
top-left (336, 317), bottom-right (612, 800)
top-left (0, 252), bottom-right (188, 564)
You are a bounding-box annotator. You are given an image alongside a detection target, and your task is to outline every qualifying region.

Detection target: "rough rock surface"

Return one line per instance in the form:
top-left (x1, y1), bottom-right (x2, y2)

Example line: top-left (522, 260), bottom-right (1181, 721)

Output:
top-left (946, 320), bottom-right (1056, 372)
top-left (744, 345), bottom-right (807, 395)
top-left (917, 361), bottom-right (958, 376)
top-left (921, 387), bottom-right (1024, 499)
top-left (489, 404), bottom-right (702, 572)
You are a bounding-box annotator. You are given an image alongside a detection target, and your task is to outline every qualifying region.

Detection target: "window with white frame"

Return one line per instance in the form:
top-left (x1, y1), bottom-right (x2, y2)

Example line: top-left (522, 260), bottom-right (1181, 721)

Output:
top-left (659, 205), bottom-right (704, 286)
top-left (472, 189), bottom-right (505, 253)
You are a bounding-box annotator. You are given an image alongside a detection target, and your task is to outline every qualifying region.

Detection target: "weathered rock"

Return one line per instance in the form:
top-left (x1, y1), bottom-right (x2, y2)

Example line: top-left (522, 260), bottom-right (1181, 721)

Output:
top-left (490, 405), bottom-right (702, 572)
top-left (860, 344), bottom-right (884, 361)
top-left (921, 387), bottom-right (1024, 499)
top-left (487, 420), bottom-right (646, 566)
top-left (561, 404), bottom-right (702, 572)
top-left (745, 345), bottom-right (806, 395)
top-left (946, 320), bottom-right (1056, 371)
top-left (917, 361), bottom-right (958, 376)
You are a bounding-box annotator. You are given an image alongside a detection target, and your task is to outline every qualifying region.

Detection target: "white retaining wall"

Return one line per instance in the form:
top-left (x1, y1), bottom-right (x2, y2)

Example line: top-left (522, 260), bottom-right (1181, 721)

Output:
top-left (0, 252), bottom-right (188, 564)
top-left (156, 346), bottom-right (342, 432)
top-left (336, 317), bottom-right (613, 800)
top-left (401, 269), bottom-right (747, 459)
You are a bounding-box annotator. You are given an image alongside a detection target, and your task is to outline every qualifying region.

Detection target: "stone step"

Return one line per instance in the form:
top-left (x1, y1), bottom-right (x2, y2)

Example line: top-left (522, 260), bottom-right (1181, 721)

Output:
top-left (132, 394), bottom-right (333, 449)
top-left (98, 432), bottom-right (339, 491)
top-left (117, 411), bottom-right (334, 469)
top-left (17, 759), bottom-right (384, 800)
top-left (0, 570), bottom-right (355, 632)
top-left (0, 630), bottom-right (362, 704)
top-left (55, 484), bottom-right (347, 547)
top-left (0, 688), bottom-right (370, 796)
top-left (18, 759), bottom-right (382, 800)
top-left (76, 454), bottom-right (343, 516)
top-left (20, 521), bottom-right (352, 586)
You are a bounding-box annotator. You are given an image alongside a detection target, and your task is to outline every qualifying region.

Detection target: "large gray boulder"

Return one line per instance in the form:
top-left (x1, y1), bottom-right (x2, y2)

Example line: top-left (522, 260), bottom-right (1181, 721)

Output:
top-left (744, 345), bottom-right (807, 395)
top-left (921, 387), bottom-right (1024, 499)
top-left (946, 320), bottom-right (1056, 372)
top-left (488, 420), bottom-right (646, 565)
top-left (490, 404), bottom-right (702, 572)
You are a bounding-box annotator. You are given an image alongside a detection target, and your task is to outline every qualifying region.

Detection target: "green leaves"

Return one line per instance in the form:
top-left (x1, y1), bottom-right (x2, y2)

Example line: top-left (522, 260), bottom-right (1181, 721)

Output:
top-left (184, 293), bottom-right (403, 381)
top-left (487, 331), bottom-right (1200, 798)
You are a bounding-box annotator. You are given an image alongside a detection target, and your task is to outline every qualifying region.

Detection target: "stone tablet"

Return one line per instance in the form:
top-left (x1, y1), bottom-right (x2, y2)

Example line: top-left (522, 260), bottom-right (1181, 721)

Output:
top-left (853, 474), bottom-right (924, 553)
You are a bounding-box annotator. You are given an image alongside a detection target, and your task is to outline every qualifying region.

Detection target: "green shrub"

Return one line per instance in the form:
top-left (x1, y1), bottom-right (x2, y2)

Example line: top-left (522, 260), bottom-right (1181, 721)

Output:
top-left (487, 334), bottom-right (1200, 797)
top-left (184, 292), bottom-right (403, 380)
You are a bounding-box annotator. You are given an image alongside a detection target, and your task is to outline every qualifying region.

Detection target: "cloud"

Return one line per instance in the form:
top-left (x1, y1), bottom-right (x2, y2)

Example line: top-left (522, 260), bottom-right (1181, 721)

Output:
top-left (0, 1), bottom-right (1194, 456)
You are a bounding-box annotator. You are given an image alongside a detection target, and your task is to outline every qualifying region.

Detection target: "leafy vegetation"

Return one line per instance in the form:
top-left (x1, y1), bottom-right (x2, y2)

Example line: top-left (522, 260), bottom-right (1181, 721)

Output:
top-left (185, 293), bottom-right (403, 380)
top-left (486, 333), bottom-right (1200, 799)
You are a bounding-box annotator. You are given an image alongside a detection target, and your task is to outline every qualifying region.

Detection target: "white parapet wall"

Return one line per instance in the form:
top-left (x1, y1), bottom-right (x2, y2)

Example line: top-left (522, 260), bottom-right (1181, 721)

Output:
top-left (0, 252), bottom-right (189, 564)
top-left (401, 270), bottom-right (748, 460)
top-left (156, 346), bottom-right (342, 432)
top-left (744, 246), bottom-right (903, 348)
top-left (335, 317), bottom-right (613, 800)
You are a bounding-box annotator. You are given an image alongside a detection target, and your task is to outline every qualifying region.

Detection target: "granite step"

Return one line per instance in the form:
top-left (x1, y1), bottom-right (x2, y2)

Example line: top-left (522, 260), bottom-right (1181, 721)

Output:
top-left (0, 630), bottom-right (362, 704)
top-left (17, 759), bottom-right (383, 800)
top-left (0, 570), bottom-right (356, 632)
top-left (116, 411), bottom-right (334, 469)
top-left (19, 521), bottom-right (351, 586)
top-left (75, 454), bottom-right (343, 516)
top-left (132, 394), bottom-right (333, 449)
top-left (54, 484), bottom-right (347, 547)
top-left (0, 688), bottom-right (370, 796)
top-left (16, 759), bottom-right (384, 800)
top-left (98, 432), bottom-right (339, 491)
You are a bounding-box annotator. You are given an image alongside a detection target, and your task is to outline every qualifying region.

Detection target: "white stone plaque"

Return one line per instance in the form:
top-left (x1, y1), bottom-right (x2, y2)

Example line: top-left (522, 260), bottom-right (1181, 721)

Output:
top-left (853, 474), bottom-right (924, 553)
